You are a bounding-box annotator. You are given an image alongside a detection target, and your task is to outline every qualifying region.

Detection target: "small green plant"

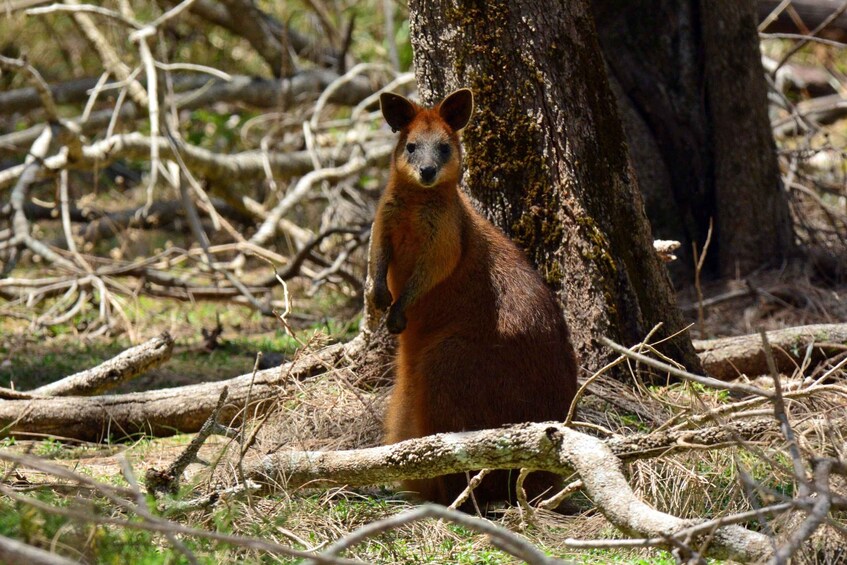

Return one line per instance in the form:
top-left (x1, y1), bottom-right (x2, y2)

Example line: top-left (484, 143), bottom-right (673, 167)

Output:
top-left (34, 437), bottom-right (64, 458)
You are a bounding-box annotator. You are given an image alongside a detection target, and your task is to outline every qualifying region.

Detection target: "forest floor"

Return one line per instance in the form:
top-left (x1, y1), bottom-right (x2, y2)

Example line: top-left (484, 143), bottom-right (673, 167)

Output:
top-left (1, 263), bottom-right (844, 564)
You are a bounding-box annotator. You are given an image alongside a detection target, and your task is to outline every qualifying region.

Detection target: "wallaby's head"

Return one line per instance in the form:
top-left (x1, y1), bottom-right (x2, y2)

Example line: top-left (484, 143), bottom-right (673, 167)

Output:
top-left (380, 89), bottom-right (474, 188)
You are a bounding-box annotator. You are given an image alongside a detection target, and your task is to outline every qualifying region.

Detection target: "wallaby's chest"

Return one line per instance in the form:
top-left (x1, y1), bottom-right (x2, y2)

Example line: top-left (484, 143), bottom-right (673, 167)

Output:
top-left (380, 194), bottom-right (463, 299)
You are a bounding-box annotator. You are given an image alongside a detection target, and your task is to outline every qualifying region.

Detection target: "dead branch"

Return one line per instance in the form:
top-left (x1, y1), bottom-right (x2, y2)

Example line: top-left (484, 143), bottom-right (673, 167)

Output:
top-left (64, 0), bottom-right (149, 108)
top-left (0, 70), bottom-right (379, 151)
top-left (0, 534), bottom-right (78, 565)
top-left (0, 132), bottom-right (392, 191)
top-left (760, 0), bottom-right (847, 41)
top-left (218, 0), bottom-right (294, 77)
top-left (243, 422), bottom-right (773, 562)
top-left (772, 93), bottom-right (847, 137)
top-left (694, 323), bottom-right (847, 379)
top-left (30, 332), bottom-right (174, 397)
top-left (306, 504), bottom-right (568, 565)
top-left (161, 0), bottom-right (334, 67)
top-left (604, 418), bottom-right (775, 458)
top-left (603, 337), bottom-right (773, 396)
top-left (0, 75), bottom-right (99, 115)
top-left (0, 451), bottom-right (362, 565)
top-left (0, 339), bottom-right (352, 441)
top-left (145, 386), bottom-right (231, 495)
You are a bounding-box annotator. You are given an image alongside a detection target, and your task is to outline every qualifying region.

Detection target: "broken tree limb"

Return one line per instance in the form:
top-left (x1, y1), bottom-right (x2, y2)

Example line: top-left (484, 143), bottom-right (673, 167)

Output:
top-left (145, 386), bottom-right (231, 495)
top-left (694, 323), bottom-right (847, 380)
top-left (0, 132), bottom-right (392, 191)
top-left (0, 70), bottom-right (378, 151)
top-left (243, 422), bottom-right (773, 562)
top-left (0, 340), bottom-right (352, 442)
top-left (31, 332), bottom-right (174, 397)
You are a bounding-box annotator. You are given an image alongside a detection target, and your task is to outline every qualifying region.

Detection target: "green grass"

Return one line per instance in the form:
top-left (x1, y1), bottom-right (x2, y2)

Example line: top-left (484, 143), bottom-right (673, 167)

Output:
top-left (0, 291), bottom-right (360, 392)
top-left (0, 491), bottom-right (211, 564)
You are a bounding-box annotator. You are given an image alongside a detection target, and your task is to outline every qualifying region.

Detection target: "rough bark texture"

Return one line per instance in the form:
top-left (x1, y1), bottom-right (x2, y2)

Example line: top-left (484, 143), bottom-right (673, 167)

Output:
top-left (0, 341), bottom-right (349, 442)
top-left (245, 421), bottom-right (775, 562)
top-left (592, 0), bottom-right (795, 277)
top-left (694, 323), bottom-right (847, 380)
top-left (408, 0), bottom-right (700, 375)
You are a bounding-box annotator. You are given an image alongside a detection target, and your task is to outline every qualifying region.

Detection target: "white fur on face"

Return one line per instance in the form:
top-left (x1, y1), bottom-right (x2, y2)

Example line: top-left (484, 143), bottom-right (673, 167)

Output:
top-left (399, 129), bottom-right (455, 187)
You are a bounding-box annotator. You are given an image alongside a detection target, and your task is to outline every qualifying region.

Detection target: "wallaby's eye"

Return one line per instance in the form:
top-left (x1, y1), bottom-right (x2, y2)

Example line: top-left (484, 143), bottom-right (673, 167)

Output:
top-left (438, 143), bottom-right (451, 156)
top-left (406, 143), bottom-right (416, 154)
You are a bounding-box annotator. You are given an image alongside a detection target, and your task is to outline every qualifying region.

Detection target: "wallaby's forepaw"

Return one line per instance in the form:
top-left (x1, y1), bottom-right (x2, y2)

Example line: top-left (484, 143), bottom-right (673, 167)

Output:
top-left (372, 284), bottom-right (393, 312)
top-left (386, 304), bottom-right (407, 334)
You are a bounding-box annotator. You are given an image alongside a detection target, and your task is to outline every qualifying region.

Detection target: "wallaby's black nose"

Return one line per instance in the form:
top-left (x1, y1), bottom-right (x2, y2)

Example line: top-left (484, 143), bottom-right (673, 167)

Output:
top-left (420, 166), bottom-right (437, 184)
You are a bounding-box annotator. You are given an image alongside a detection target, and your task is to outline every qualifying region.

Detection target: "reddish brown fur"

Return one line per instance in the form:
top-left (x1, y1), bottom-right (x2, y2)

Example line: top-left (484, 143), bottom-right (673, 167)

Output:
top-left (370, 90), bottom-right (578, 509)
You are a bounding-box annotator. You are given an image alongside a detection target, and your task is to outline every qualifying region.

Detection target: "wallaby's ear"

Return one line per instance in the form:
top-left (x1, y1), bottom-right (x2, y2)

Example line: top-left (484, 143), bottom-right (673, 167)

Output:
top-left (380, 92), bottom-right (418, 132)
top-left (438, 88), bottom-right (474, 132)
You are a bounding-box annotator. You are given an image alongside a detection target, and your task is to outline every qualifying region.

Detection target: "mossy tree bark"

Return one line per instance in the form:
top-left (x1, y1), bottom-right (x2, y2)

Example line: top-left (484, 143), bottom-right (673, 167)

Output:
top-left (408, 0), bottom-right (701, 375)
top-left (592, 0), bottom-right (795, 278)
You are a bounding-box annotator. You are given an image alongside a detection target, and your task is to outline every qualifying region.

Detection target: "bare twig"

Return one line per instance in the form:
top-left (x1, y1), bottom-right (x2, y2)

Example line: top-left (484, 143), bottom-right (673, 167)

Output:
top-left (0, 54), bottom-right (59, 120)
top-left (601, 337), bottom-right (773, 398)
top-left (145, 387), bottom-right (232, 495)
top-left (772, 0), bottom-right (847, 73)
top-left (759, 330), bottom-right (810, 498)
top-left (307, 504), bottom-right (567, 565)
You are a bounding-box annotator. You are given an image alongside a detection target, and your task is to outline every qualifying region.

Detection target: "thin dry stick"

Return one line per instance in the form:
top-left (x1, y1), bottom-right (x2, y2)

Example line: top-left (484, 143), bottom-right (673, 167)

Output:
top-left (63, 0), bottom-right (148, 107)
top-left (133, 33), bottom-right (160, 207)
top-left (446, 468), bottom-right (489, 511)
top-left (565, 356), bottom-right (624, 428)
top-left (57, 164), bottom-right (92, 272)
top-left (145, 387), bottom-right (231, 495)
top-left (308, 504), bottom-right (567, 565)
top-left (758, 0), bottom-right (792, 31)
top-left (0, 54), bottom-right (59, 120)
top-left (565, 327), bottom-right (678, 429)
top-left (772, 460), bottom-right (834, 564)
top-left (773, 0), bottom-right (847, 73)
top-left (0, 481), bottom-right (359, 564)
top-left (602, 337), bottom-right (773, 398)
top-left (120, 455), bottom-right (199, 565)
top-left (759, 329), bottom-right (810, 498)
top-left (692, 218), bottom-right (714, 331)
top-left (131, 0), bottom-right (201, 38)
top-left (539, 478), bottom-right (583, 510)
top-left (514, 468), bottom-right (535, 526)
top-left (27, 3), bottom-right (142, 28)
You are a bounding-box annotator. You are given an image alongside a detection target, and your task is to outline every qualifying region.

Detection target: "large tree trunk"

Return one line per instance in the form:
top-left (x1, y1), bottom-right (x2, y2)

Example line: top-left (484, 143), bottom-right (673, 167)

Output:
top-left (592, 0), bottom-right (796, 278)
top-left (408, 1), bottom-right (700, 375)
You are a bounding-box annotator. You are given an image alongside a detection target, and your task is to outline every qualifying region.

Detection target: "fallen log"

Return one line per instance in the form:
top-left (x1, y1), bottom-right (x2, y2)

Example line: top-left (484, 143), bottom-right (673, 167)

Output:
top-left (694, 323), bottom-right (847, 380)
top-left (244, 421), bottom-right (774, 563)
top-left (3, 323), bottom-right (844, 440)
top-left (31, 332), bottom-right (174, 397)
top-left (0, 340), bottom-right (351, 442)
